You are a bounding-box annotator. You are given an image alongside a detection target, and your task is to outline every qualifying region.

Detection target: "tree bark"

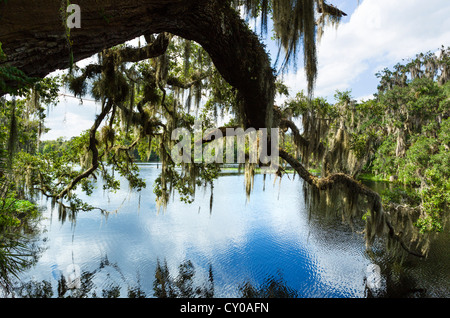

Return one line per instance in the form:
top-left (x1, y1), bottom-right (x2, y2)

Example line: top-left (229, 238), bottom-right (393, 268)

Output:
top-left (0, 0), bottom-right (275, 129)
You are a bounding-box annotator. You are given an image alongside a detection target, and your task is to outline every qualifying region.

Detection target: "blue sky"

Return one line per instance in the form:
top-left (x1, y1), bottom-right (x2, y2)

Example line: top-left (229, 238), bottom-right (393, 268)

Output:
top-left (41, 0), bottom-right (450, 140)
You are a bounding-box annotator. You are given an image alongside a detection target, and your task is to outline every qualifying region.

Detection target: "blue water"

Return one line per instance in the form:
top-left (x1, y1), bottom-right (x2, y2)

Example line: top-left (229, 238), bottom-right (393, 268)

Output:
top-left (12, 164), bottom-right (450, 298)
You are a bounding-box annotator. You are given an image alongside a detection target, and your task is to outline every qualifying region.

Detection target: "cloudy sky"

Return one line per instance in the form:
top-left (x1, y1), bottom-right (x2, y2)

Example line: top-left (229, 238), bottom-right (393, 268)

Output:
top-left (279, 0), bottom-right (450, 102)
top-left (41, 0), bottom-right (450, 141)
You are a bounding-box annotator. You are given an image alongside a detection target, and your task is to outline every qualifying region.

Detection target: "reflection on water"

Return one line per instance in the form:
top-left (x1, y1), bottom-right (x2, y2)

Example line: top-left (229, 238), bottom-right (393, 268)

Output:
top-left (13, 256), bottom-right (298, 298)
top-left (4, 164), bottom-right (450, 298)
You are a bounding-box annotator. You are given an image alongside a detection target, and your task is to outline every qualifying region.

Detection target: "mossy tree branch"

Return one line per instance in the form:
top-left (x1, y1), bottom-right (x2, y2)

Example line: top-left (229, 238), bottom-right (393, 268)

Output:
top-left (57, 99), bottom-right (113, 199)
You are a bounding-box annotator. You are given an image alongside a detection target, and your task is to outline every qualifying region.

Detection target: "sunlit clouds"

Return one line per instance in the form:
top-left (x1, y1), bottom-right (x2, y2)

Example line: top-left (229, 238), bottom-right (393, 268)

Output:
top-left (281, 0), bottom-right (450, 102)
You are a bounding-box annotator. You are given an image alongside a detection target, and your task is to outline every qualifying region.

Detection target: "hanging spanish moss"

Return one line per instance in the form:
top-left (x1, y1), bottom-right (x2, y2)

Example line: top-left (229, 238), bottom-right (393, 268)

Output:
top-left (300, 110), bottom-right (328, 168)
top-left (322, 125), bottom-right (360, 177)
top-left (183, 39), bottom-right (192, 78)
top-left (272, 0), bottom-right (316, 91)
top-left (6, 97), bottom-right (18, 168)
top-left (209, 181), bottom-right (214, 214)
top-left (316, 0), bottom-right (345, 42)
top-left (231, 0), bottom-right (346, 96)
top-left (244, 161), bottom-right (256, 200)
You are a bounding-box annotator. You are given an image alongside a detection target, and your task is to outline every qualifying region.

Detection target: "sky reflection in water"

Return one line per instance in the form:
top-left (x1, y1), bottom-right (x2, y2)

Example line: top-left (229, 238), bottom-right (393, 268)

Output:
top-left (15, 164), bottom-right (446, 298)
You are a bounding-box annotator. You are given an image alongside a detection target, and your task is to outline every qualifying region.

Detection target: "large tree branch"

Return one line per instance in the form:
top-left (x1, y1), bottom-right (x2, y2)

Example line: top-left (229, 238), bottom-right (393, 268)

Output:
top-left (1, 0), bottom-right (275, 130)
top-left (114, 32), bottom-right (171, 63)
top-left (279, 148), bottom-right (318, 186)
top-left (69, 32), bottom-right (170, 86)
top-left (280, 118), bottom-right (310, 149)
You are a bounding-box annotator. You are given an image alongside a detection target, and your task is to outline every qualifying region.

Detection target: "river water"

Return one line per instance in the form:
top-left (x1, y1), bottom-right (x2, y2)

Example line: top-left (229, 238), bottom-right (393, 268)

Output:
top-left (9, 164), bottom-right (450, 298)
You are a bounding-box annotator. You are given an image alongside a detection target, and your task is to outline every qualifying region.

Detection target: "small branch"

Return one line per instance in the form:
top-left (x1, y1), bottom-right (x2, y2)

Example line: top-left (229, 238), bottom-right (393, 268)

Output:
top-left (112, 137), bottom-right (141, 152)
top-left (116, 33), bottom-right (171, 63)
top-left (317, 1), bottom-right (347, 17)
top-left (280, 118), bottom-right (309, 149)
top-left (166, 71), bottom-right (213, 89)
top-left (384, 218), bottom-right (425, 258)
top-left (57, 100), bottom-right (113, 199)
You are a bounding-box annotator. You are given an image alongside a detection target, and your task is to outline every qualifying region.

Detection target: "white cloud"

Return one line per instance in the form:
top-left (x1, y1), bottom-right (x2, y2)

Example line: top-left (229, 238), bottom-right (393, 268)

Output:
top-left (283, 0), bottom-right (450, 102)
top-left (356, 94), bottom-right (375, 103)
top-left (42, 96), bottom-right (100, 141)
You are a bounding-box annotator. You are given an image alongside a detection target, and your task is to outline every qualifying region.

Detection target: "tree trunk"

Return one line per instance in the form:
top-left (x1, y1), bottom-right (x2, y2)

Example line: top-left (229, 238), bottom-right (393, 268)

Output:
top-left (0, 0), bottom-right (274, 129)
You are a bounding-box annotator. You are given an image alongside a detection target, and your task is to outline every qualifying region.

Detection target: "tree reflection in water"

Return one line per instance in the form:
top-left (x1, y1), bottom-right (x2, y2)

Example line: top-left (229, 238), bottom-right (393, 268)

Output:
top-left (0, 212), bottom-right (46, 296)
top-left (239, 273), bottom-right (298, 298)
top-left (14, 255), bottom-right (145, 298)
top-left (7, 181), bottom-right (440, 298)
top-left (12, 256), bottom-right (299, 298)
top-left (153, 259), bottom-right (214, 298)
